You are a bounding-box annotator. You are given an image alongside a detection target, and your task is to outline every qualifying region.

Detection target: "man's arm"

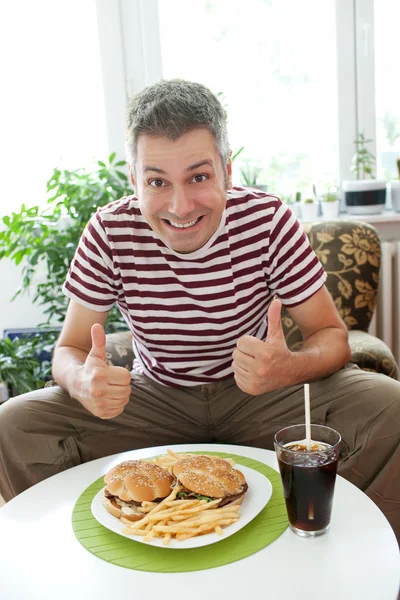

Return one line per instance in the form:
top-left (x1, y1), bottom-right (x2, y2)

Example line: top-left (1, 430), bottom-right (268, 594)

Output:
top-left (232, 286), bottom-right (351, 395)
top-left (52, 300), bottom-right (132, 418)
top-left (285, 285), bottom-right (351, 379)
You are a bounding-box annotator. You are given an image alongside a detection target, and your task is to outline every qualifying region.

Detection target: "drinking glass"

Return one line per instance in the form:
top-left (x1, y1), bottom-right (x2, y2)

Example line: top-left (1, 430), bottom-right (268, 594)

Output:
top-left (274, 424), bottom-right (341, 537)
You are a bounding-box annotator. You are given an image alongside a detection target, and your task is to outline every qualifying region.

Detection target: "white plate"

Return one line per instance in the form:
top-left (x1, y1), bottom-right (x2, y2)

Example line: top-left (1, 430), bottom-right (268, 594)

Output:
top-left (91, 464), bottom-right (272, 549)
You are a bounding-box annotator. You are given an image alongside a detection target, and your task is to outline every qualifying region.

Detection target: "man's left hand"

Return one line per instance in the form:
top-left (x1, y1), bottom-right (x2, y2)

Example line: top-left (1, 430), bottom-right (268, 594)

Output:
top-left (232, 298), bottom-right (295, 395)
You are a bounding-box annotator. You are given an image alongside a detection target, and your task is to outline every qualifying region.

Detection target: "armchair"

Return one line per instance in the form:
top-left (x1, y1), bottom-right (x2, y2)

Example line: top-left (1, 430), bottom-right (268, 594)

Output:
top-left (106, 220), bottom-right (398, 380)
top-left (281, 220), bottom-right (398, 379)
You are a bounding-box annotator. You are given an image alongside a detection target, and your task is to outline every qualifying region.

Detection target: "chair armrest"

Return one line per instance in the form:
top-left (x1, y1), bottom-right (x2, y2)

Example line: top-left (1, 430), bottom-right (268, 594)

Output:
top-left (348, 330), bottom-right (399, 379)
top-left (103, 328), bottom-right (399, 380)
top-left (105, 331), bottom-right (134, 370)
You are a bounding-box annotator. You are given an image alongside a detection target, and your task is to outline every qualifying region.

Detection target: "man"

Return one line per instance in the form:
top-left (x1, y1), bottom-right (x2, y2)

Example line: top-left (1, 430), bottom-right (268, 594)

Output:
top-left (0, 80), bottom-right (399, 541)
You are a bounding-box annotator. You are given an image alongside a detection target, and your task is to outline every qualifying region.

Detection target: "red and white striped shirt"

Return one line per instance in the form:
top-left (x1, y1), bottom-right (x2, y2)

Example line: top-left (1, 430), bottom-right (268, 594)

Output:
top-left (63, 187), bottom-right (326, 387)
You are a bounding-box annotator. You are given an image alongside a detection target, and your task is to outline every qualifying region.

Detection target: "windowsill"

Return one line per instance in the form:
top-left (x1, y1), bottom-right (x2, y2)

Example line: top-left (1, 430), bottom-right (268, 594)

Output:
top-left (299, 209), bottom-right (400, 224)
top-left (298, 210), bottom-right (400, 242)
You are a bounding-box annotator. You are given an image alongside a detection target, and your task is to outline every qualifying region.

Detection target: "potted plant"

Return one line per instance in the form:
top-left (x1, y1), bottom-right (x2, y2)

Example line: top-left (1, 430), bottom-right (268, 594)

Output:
top-left (299, 184), bottom-right (318, 221)
top-left (288, 190), bottom-right (302, 218)
top-left (321, 187), bottom-right (340, 219)
top-left (240, 160), bottom-right (269, 193)
top-left (389, 158), bottom-right (400, 213)
top-left (342, 133), bottom-right (386, 214)
top-left (0, 335), bottom-right (47, 398)
top-left (0, 378), bottom-right (8, 403)
top-left (0, 154), bottom-right (132, 393)
top-left (301, 196), bottom-right (319, 221)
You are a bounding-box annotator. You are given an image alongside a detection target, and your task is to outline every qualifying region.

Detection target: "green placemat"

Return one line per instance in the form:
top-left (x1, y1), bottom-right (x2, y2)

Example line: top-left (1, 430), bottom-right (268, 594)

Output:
top-left (72, 452), bottom-right (288, 572)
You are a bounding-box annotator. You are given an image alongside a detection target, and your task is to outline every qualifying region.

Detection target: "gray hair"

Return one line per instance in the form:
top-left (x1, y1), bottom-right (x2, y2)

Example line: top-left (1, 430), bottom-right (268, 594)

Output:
top-left (125, 79), bottom-right (230, 170)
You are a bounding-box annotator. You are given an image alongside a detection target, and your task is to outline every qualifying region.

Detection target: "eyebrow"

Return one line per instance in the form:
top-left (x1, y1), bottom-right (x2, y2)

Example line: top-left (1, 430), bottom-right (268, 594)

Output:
top-left (185, 159), bottom-right (214, 172)
top-left (143, 159), bottom-right (214, 174)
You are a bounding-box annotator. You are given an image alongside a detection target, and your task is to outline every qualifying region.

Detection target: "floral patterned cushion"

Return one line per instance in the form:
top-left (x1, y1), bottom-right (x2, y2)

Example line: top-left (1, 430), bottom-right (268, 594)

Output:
top-left (105, 331), bottom-right (135, 370)
top-left (347, 330), bottom-right (398, 379)
top-left (281, 220), bottom-right (398, 379)
top-left (105, 220), bottom-right (398, 380)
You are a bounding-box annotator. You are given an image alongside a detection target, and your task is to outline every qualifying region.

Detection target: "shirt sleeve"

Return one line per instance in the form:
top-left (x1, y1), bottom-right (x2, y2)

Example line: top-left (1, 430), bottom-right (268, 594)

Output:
top-left (63, 210), bottom-right (119, 312)
top-left (266, 201), bottom-right (327, 307)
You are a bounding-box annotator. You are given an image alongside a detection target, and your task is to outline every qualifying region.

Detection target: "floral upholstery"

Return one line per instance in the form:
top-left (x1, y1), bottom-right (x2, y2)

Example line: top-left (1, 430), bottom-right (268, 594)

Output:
top-left (105, 220), bottom-right (398, 380)
top-left (281, 220), bottom-right (398, 379)
top-left (105, 331), bottom-right (134, 370)
top-left (347, 330), bottom-right (398, 379)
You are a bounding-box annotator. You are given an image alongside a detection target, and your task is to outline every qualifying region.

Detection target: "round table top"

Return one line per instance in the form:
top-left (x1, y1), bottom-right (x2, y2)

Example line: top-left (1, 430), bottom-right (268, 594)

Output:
top-left (0, 443), bottom-right (399, 600)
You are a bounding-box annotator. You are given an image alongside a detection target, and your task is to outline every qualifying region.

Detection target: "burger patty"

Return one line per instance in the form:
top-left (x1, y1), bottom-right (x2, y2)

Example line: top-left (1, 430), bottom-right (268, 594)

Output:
top-left (219, 482), bottom-right (248, 506)
top-left (177, 482), bottom-right (248, 506)
top-left (104, 489), bottom-right (142, 507)
top-left (103, 489), bottom-right (166, 507)
top-left (104, 480), bottom-right (249, 508)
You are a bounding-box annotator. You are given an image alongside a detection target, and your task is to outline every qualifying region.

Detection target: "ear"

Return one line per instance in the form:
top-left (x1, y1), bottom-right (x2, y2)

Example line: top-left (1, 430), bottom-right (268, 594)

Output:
top-left (226, 154), bottom-right (233, 189)
top-left (128, 163), bottom-right (135, 187)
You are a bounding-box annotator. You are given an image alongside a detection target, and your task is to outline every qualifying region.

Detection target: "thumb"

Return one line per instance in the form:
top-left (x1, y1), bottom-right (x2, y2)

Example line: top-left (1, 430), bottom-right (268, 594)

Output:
top-left (88, 323), bottom-right (107, 362)
top-left (266, 298), bottom-right (284, 341)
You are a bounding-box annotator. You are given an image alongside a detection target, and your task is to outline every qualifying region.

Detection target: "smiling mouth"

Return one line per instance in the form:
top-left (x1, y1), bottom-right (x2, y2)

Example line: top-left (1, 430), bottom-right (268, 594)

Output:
top-left (164, 216), bottom-right (203, 229)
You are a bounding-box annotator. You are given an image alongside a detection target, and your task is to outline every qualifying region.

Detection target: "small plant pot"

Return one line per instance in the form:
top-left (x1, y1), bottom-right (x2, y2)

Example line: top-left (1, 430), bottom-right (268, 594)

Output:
top-left (342, 179), bottom-right (386, 215)
top-left (321, 200), bottom-right (340, 219)
top-left (390, 181), bottom-right (400, 213)
top-left (290, 202), bottom-right (302, 218)
top-left (0, 381), bottom-right (9, 404)
top-left (254, 184), bottom-right (269, 193)
top-left (301, 202), bottom-right (319, 221)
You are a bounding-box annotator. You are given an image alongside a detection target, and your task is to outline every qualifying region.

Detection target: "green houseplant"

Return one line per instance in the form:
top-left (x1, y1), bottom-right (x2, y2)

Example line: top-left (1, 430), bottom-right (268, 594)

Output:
top-left (300, 184), bottom-right (318, 220)
top-left (301, 197), bottom-right (318, 221)
top-left (289, 190), bottom-right (302, 218)
top-left (240, 160), bottom-right (269, 193)
top-left (350, 133), bottom-right (375, 179)
top-left (342, 133), bottom-right (386, 214)
top-left (0, 335), bottom-right (48, 397)
top-left (0, 153), bottom-right (132, 394)
top-left (321, 187), bottom-right (340, 219)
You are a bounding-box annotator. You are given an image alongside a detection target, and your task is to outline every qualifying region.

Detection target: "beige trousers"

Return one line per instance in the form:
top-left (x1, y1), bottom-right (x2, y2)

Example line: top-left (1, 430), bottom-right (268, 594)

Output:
top-left (0, 364), bottom-right (399, 541)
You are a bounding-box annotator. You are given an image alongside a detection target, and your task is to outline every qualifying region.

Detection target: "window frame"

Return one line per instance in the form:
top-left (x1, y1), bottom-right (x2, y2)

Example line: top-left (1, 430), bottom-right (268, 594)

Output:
top-left (96, 0), bottom-right (377, 184)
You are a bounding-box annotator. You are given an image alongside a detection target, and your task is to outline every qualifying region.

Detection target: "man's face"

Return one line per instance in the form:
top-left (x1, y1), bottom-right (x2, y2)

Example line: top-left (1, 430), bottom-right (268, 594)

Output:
top-left (130, 128), bottom-right (232, 253)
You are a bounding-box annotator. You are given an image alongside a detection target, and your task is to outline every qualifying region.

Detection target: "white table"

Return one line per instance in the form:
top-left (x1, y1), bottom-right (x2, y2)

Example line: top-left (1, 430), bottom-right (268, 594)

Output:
top-left (0, 443), bottom-right (399, 600)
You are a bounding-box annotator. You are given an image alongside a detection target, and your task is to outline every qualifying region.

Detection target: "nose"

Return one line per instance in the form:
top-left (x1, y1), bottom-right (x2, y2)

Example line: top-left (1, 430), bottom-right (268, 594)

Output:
top-left (168, 185), bottom-right (195, 219)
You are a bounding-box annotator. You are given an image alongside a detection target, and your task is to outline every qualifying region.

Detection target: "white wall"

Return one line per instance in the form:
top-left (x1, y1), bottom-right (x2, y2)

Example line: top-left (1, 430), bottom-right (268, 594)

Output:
top-left (0, 259), bottom-right (47, 336)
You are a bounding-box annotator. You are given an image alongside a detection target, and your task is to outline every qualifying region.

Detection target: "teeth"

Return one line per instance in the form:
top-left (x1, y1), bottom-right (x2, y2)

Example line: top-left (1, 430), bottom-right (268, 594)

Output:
top-left (168, 218), bottom-right (199, 229)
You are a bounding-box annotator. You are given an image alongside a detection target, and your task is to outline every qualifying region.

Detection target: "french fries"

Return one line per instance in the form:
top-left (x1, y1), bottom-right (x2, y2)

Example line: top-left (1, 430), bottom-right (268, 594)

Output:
top-left (121, 449), bottom-right (242, 545)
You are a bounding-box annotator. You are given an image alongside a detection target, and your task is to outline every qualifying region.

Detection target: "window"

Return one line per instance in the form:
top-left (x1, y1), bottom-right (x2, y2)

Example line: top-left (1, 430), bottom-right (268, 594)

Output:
top-left (157, 0), bottom-right (339, 198)
top-left (0, 0), bottom-right (108, 213)
top-left (374, 0), bottom-right (400, 180)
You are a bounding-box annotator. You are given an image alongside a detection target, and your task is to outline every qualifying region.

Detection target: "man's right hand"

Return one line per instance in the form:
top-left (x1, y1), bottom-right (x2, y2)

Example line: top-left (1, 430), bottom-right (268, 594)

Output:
top-left (75, 323), bottom-right (132, 419)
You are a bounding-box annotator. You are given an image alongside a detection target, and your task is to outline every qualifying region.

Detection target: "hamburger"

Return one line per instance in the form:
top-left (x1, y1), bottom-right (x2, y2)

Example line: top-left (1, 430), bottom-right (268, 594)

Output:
top-left (102, 460), bottom-right (175, 523)
top-left (172, 455), bottom-right (248, 506)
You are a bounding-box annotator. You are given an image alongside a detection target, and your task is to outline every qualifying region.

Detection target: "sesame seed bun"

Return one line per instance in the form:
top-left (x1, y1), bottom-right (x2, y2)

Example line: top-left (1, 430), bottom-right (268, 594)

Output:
top-left (102, 460), bottom-right (175, 521)
top-left (172, 455), bottom-right (247, 501)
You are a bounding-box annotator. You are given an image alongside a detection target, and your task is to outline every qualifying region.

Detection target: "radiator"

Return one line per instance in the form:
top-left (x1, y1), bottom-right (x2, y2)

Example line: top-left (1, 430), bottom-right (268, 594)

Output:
top-left (369, 241), bottom-right (400, 370)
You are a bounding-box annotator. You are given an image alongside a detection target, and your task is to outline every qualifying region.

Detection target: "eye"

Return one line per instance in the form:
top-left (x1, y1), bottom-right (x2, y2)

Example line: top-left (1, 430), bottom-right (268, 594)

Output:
top-left (149, 179), bottom-right (165, 188)
top-left (192, 174), bottom-right (208, 183)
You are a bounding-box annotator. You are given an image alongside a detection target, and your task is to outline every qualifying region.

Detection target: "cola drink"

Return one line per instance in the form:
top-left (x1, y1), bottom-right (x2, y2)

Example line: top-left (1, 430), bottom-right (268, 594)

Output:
top-left (274, 425), bottom-right (341, 537)
top-left (278, 441), bottom-right (338, 533)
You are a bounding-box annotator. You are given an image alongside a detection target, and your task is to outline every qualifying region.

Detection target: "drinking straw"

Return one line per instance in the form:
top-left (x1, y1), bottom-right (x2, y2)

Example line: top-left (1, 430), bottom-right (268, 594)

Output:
top-left (304, 383), bottom-right (311, 451)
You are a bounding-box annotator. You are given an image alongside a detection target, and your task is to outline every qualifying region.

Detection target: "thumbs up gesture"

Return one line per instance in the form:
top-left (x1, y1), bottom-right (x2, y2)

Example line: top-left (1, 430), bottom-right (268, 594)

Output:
top-left (78, 324), bottom-right (132, 419)
top-left (232, 299), bottom-right (293, 395)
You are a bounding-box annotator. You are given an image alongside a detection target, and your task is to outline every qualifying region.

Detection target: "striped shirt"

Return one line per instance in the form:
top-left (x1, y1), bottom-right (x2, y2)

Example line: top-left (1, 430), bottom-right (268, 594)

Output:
top-left (63, 187), bottom-right (326, 387)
